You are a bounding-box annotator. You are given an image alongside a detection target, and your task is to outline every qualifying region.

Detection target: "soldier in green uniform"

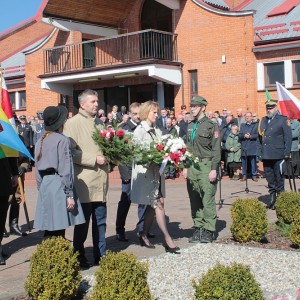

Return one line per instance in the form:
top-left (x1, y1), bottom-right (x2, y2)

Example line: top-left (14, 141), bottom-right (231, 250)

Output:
top-left (183, 96), bottom-right (221, 243)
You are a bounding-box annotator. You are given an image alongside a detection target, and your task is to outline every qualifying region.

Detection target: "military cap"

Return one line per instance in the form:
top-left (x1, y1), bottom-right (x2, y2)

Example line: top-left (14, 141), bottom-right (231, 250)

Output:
top-left (19, 115), bottom-right (26, 120)
top-left (265, 99), bottom-right (278, 109)
top-left (191, 96), bottom-right (208, 106)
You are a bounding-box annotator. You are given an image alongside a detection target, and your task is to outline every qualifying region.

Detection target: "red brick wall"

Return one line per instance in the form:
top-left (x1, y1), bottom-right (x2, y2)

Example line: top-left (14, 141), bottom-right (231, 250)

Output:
top-left (113, 0), bottom-right (259, 117)
top-left (173, 1), bottom-right (257, 116)
top-left (0, 22), bottom-right (52, 61)
top-left (9, 2), bottom-right (300, 121)
top-left (255, 49), bottom-right (300, 118)
top-left (24, 29), bottom-right (84, 117)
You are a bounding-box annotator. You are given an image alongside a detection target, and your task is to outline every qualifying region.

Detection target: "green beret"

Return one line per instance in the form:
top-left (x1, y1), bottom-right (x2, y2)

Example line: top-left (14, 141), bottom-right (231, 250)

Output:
top-left (191, 96), bottom-right (208, 106)
top-left (265, 99), bottom-right (278, 108)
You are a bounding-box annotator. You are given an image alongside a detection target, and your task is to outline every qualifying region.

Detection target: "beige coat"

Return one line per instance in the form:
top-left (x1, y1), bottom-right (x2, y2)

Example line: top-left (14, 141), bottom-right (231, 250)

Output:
top-left (63, 109), bottom-right (109, 203)
top-left (131, 121), bottom-right (166, 205)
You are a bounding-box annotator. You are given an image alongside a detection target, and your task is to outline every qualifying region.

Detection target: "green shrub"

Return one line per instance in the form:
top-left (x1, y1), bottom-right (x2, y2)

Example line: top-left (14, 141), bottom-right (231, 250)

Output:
top-left (276, 192), bottom-right (300, 224)
top-left (90, 251), bottom-right (152, 300)
top-left (230, 198), bottom-right (268, 242)
top-left (192, 263), bottom-right (264, 300)
top-left (25, 237), bottom-right (81, 300)
top-left (290, 214), bottom-right (300, 247)
top-left (275, 221), bottom-right (292, 238)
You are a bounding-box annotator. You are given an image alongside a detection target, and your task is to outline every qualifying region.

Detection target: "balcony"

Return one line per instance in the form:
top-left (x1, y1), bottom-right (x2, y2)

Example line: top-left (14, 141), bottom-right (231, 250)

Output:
top-left (43, 29), bottom-right (178, 75)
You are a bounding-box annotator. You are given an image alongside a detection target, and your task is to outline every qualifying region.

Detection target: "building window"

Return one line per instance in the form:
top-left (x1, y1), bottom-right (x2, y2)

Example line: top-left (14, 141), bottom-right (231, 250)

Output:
top-left (9, 93), bottom-right (16, 109)
top-left (189, 70), bottom-right (198, 98)
top-left (265, 62), bottom-right (284, 87)
top-left (294, 60), bottom-right (300, 84)
top-left (8, 90), bottom-right (26, 110)
top-left (19, 91), bottom-right (26, 108)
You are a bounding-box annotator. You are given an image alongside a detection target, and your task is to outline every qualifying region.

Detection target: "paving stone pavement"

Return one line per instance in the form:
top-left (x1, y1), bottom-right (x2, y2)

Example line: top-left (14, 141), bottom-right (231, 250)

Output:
top-left (0, 168), bottom-right (293, 300)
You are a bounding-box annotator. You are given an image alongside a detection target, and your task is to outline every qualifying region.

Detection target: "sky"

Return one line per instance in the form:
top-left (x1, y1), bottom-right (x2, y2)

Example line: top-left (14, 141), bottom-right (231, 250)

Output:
top-left (0, 0), bottom-right (43, 34)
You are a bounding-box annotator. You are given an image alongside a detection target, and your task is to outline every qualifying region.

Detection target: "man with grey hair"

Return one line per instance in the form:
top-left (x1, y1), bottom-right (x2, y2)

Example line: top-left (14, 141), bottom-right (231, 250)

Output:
top-left (236, 108), bottom-right (245, 128)
top-left (64, 89), bottom-right (109, 268)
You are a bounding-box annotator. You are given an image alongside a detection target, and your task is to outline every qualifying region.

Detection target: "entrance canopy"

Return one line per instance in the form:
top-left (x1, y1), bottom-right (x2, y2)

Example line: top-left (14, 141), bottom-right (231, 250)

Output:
top-left (40, 62), bottom-right (182, 95)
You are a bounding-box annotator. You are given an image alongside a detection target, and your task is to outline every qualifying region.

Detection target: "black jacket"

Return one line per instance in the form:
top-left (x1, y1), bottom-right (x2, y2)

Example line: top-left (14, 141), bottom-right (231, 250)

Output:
top-left (239, 121), bottom-right (259, 156)
top-left (258, 114), bottom-right (292, 160)
top-left (118, 119), bottom-right (139, 181)
top-left (156, 116), bottom-right (167, 131)
top-left (0, 157), bottom-right (18, 196)
top-left (17, 124), bottom-right (33, 147)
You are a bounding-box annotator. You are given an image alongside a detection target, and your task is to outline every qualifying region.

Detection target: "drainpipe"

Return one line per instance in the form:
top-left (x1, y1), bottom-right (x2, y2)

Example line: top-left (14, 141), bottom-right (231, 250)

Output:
top-left (181, 65), bottom-right (185, 106)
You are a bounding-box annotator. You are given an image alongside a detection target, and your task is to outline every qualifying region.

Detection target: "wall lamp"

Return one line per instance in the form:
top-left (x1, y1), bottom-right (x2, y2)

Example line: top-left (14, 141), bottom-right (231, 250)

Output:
top-left (78, 78), bottom-right (101, 83)
top-left (113, 73), bottom-right (139, 79)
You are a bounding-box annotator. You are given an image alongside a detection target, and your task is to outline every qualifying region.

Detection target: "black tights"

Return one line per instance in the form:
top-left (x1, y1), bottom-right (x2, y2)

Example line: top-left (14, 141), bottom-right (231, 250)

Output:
top-left (44, 230), bottom-right (65, 238)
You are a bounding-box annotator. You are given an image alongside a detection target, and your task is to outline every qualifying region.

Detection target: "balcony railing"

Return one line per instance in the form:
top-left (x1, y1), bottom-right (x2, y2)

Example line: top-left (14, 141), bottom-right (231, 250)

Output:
top-left (43, 29), bottom-right (178, 74)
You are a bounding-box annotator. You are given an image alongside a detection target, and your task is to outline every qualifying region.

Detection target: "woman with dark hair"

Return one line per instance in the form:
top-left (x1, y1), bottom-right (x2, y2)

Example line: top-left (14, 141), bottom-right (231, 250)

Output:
top-left (34, 105), bottom-right (85, 238)
top-left (131, 101), bottom-right (180, 254)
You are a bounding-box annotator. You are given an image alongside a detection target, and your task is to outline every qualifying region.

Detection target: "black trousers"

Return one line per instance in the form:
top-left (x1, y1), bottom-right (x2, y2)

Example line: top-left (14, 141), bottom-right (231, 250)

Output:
top-left (263, 159), bottom-right (285, 195)
top-left (116, 188), bottom-right (131, 234)
top-left (0, 196), bottom-right (9, 242)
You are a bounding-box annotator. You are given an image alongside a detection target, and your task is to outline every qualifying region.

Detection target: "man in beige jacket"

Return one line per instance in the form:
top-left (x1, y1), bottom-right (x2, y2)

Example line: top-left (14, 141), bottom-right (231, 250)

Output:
top-left (64, 89), bottom-right (108, 268)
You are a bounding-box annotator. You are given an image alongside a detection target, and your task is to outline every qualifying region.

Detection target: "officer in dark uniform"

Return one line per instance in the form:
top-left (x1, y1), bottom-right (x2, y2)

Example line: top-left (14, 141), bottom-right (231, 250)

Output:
top-left (17, 115), bottom-right (33, 169)
top-left (258, 99), bottom-right (292, 209)
top-left (183, 96), bottom-right (221, 243)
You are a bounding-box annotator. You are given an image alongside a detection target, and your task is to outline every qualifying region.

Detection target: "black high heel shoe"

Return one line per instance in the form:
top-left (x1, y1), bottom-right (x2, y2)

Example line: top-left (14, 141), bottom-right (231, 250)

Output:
top-left (139, 236), bottom-right (155, 249)
top-left (164, 244), bottom-right (180, 254)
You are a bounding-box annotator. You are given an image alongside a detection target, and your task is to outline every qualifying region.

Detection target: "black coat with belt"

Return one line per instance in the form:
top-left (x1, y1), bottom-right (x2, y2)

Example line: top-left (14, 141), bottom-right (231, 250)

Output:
top-left (258, 114), bottom-right (292, 160)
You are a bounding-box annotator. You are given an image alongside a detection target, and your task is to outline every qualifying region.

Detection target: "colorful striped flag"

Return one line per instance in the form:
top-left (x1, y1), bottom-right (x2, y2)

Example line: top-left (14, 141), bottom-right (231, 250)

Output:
top-left (0, 107), bottom-right (33, 159)
top-left (276, 82), bottom-right (300, 119)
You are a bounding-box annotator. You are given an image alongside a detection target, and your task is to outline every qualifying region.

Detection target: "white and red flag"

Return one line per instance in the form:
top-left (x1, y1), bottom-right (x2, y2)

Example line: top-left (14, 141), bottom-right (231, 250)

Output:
top-left (1, 74), bottom-right (16, 127)
top-left (276, 81), bottom-right (300, 119)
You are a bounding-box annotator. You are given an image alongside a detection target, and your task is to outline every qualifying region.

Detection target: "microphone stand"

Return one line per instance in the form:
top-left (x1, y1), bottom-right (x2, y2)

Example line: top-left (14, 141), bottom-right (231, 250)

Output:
top-left (231, 131), bottom-right (261, 195)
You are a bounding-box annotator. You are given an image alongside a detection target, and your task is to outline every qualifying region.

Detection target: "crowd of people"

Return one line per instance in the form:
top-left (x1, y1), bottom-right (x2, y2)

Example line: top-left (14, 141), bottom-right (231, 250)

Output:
top-left (0, 91), bottom-right (295, 266)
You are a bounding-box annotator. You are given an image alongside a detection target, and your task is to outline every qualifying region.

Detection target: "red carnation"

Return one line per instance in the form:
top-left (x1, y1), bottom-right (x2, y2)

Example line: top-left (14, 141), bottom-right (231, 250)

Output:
top-left (109, 131), bottom-right (115, 138)
top-left (116, 130), bottom-right (125, 139)
top-left (181, 147), bottom-right (186, 154)
top-left (156, 144), bottom-right (164, 151)
top-left (100, 131), bottom-right (106, 138)
top-left (169, 153), bottom-right (180, 163)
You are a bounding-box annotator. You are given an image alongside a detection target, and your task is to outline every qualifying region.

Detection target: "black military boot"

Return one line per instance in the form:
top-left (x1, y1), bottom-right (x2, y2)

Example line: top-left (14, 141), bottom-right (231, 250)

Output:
top-left (268, 193), bottom-right (277, 210)
top-left (9, 219), bottom-right (27, 237)
top-left (188, 228), bottom-right (202, 243)
top-left (200, 229), bottom-right (214, 243)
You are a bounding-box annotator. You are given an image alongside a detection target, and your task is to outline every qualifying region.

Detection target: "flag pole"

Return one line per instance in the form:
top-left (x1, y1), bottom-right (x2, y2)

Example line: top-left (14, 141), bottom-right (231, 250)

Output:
top-left (17, 176), bottom-right (31, 232)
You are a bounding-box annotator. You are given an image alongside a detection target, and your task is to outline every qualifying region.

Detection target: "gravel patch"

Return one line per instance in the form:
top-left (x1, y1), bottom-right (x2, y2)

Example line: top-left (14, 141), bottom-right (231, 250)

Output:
top-left (143, 243), bottom-right (300, 300)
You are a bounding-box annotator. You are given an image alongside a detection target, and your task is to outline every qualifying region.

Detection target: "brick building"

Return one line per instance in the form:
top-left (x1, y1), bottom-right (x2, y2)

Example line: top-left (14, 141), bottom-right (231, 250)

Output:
top-left (1, 0), bottom-right (300, 118)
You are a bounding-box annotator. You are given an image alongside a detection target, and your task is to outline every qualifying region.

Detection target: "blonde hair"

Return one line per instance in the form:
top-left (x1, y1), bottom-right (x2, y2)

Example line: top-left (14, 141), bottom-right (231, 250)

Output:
top-left (231, 125), bottom-right (239, 133)
top-left (139, 101), bottom-right (160, 121)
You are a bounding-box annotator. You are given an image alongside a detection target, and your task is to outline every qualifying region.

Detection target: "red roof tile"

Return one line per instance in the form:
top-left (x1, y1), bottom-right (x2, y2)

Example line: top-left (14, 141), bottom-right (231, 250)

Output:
top-left (259, 29), bottom-right (289, 36)
top-left (255, 23), bottom-right (286, 31)
top-left (268, 0), bottom-right (300, 17)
